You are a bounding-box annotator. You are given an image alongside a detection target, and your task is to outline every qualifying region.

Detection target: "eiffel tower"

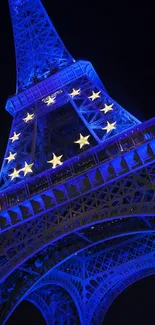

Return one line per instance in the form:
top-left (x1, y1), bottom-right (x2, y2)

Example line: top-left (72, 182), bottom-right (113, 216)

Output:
top-left (0, 0), bottom-right (155, 324)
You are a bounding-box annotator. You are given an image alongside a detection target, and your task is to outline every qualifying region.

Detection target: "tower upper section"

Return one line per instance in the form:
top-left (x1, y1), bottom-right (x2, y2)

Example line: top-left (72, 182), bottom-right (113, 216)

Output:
top-left (8, 0), bottom-right (74, 93)
top-left (0, 0), bottom-right (143, 194)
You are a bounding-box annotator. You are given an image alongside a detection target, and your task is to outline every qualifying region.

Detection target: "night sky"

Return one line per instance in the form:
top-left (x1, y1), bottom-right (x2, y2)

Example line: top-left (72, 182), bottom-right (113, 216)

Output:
top-left (1, 0), bottom-right (155, 323)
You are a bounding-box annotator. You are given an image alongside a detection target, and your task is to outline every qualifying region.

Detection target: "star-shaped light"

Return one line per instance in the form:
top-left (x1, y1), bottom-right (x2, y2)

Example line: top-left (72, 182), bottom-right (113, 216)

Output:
top-left (100, 103), bottom-right (114, 114)
top-left (9, 168), bottom-right (20, 180)
top-left (47, 153), bottom-right (63, 169)
top-left (23, 113), bottom-right (34, 123)
top-left (9, 132), bottom-right (21, 143)
top-left (102, 121), bottom-right (116, 133)
top-left (21, 162), bottom-right (34, 176)
top-left (88, 91), bottom-right (101, 101)
top-left (5, 152), bottom-right (17, 163)
top-left (69, 88), bottom-right (81, 98)
top-left (74, 134), bottom-right (90, 149)
top-left (42, 96), bottom-right (56, 106)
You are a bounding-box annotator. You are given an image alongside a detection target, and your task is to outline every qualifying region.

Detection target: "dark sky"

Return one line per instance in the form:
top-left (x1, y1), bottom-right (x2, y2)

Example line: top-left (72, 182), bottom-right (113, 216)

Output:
top-left (104, 274), bottom-right (155, 325)
top-left (1, 0), bottom-right (155, 324)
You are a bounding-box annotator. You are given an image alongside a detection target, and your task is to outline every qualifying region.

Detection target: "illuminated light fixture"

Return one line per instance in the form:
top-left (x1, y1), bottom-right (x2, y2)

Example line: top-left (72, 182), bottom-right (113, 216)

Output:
top-left (74, 133), bottom-right (90, 149)
top-left (100, 103), bottom-right (114, 114)
top-left (5, 152), bottom-right (17, 163)
top-left (102, 121), bottom-right (116, 133)
top-left (69, 88), bottom-right (81, 98)
top-left (42, 96), bottom-right (56, 106)
top-left (9, 168), bottom-right (20, 180)
top-left (21, 162), bottom-right (34, 176)
top-left (88, 91), bottom-right (101, 101)
top-left (47, 153), bottom-right (63, 169)
top-left (9, 132), bottom-right (21, 143)
top-left (23, 113), bottom-right (34, 123)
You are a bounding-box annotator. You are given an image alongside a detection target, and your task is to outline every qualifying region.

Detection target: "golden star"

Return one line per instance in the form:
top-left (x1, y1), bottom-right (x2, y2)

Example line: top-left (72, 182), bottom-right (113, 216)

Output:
top-left (88, 91), bottom-right (101, 101)
top-left (21, 162), bottom-right (34, 176)
top-left (100, 103), bottom-right (114, 114)
top-left (102, 121), bottom-right (116, 133)
top-left (47, 153), bottom-right (63, 169)
top-left (42, 96), bottom-right (56, 106)
top-left (9, 168), bottom-right (20, 180)
top-left (9, 132), bottom-right (21, 143)
top-left (5, 152), bottom-right (17, 163)
top-left (69, 88), bottom-right (81, 98)
top-left (23, 113), bottom-right (34, 123)
top-left (74, 134), bottom-right (90, 149)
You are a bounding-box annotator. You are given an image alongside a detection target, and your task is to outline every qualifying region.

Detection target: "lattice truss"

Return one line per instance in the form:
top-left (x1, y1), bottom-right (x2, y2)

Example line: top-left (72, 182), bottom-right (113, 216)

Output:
top-left (56, 234), bottom-right (155, 324)
top-left (92, 266), bottom-right (155, 325)
top-left (0, 68), bottom-right (140, 190)
top-left (27, 285), bottom-right (80, 325)
top-left (1, 233), bottom-right (155, 325)
top-left (58, 234), bottom-right (155, 300)
top-left (8, 0), bottom-right (73, 92)
top-left (1, 161), bottom-right (155, 282)
top-left (0, 115), bottom-right (155, 228)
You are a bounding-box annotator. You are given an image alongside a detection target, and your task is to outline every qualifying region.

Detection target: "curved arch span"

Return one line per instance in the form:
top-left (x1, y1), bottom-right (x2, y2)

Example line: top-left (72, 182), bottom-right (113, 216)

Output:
top-left (89, 263), bottom-right (155, 325)
top-left (26, 293), bottom-right (51, 325)
top-left (3, 271), bottom-right (84, 325)
top-left (1, 212), bottom-right (155, 282)
top-left (99, 267), bottom-right (155, 325)
top-left (2, 231), bottom-right (155, 325)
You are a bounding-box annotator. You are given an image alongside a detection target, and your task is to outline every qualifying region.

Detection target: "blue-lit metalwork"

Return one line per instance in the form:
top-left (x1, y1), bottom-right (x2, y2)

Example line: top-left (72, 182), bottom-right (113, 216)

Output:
top-left (0, 1), bottom-right (155, 325)
top-left (8, 0), bottom-right (74, 93)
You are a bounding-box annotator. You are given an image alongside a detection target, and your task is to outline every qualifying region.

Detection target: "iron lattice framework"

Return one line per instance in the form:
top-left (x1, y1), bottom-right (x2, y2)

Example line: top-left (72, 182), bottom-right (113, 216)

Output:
top-left (0, 0), bottom-right (155, 324)
top-left (8, 0), bottom-right (73, 93)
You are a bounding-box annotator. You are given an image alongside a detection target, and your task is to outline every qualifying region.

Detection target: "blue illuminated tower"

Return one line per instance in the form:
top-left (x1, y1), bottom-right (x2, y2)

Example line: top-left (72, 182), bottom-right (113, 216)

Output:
top-left (1, 1), bottom-right (155, 324)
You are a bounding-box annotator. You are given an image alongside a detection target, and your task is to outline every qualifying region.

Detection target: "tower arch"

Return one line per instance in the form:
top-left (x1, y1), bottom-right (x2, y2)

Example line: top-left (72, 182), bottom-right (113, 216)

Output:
top-left (26, 283), bottom-right (81, 325)
top-left (3, 270), bottom-right (84, 325)
top-left (6, 299), bottom-right (47, 325)
top-left (26, 293), bottom-right (52, 325)
top-left (89, 261), bottom-right (155, 325)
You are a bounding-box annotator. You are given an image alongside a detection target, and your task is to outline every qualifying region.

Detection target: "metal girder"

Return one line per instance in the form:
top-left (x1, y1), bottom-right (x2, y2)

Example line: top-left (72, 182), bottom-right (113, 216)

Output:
top-left (5, 61), bottom-right (104, 115)
top-left (94, 267), bottom-right (155, 325)
top-left (86, 256), bottom-right (155, 325)
top-left (57, 235), bottom-right (155, 324)
top-left (26, 293), bottom-right (52, 325)
top-left (2, 62), bottom-right (141, 189)
top-left (2, 270), bottom-right (84, 325)
top-left (8, 0), bottom-right (73, 93)
top-left (2, 160), bottom-right (155, 280)
top-left (26, 287), bottom-right (81, 325)
top-left (0, 117), bottom-right (155, 228)
top-left (1, 233), bottom-right (155, 325)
